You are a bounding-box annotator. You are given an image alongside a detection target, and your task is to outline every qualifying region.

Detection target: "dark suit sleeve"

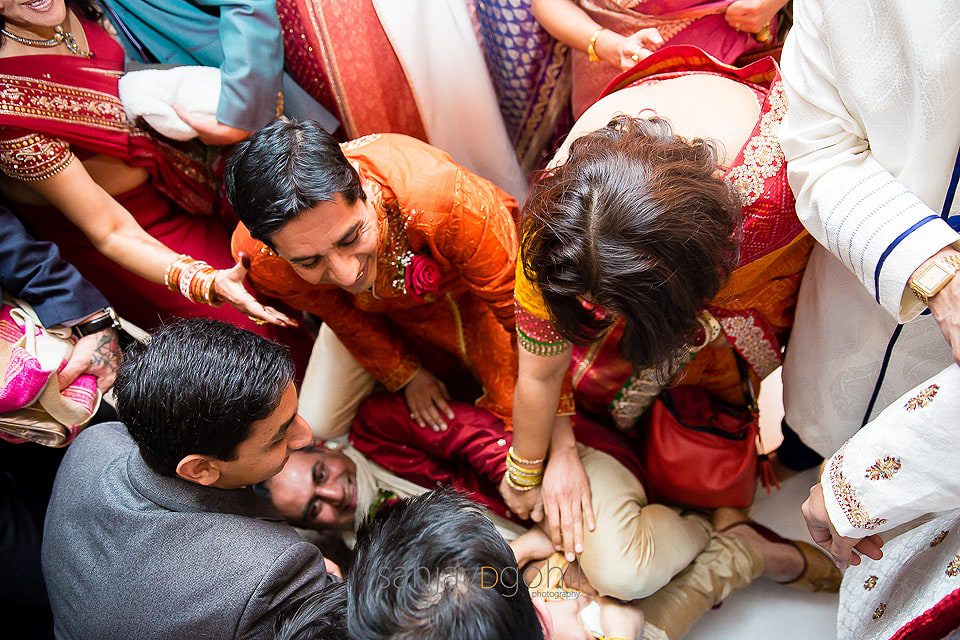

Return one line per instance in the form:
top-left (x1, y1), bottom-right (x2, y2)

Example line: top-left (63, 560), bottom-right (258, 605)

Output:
top-left (0, 207), bottom-right (108, 327)
top-left (238, 541), bottom-right (334, 640)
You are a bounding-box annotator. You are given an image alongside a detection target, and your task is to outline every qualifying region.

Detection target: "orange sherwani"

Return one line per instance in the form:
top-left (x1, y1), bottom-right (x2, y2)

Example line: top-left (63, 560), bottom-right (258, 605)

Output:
top-left (233, 133), bottom-right (520, 421)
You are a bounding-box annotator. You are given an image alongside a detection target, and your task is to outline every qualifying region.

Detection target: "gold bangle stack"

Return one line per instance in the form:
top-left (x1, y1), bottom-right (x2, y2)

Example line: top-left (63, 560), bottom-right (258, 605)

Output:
top-left (505, 446), bottom-right (545, 492)
top-left (586, 27), bottom-right (604, 63)
top-left (164, 255), bottom-right (219, 305)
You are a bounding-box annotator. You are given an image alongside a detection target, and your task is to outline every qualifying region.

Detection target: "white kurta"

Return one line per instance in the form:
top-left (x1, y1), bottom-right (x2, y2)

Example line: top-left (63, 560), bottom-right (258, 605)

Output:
top-left (778, 0), bottom-right (960, 457)
top-left (821, 365), bottom-right (960, 640)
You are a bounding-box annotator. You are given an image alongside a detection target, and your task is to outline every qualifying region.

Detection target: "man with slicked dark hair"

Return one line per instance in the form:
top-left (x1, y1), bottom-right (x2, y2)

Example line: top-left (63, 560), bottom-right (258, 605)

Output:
top-left (226, 120), bottom-right (520, 441)
top-left (42, 318), bottom-right (337, 640)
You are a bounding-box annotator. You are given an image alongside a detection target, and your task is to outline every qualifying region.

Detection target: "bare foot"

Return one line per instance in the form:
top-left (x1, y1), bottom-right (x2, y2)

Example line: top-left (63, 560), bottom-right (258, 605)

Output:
top-left (724, 523), bottom-right (805, 583)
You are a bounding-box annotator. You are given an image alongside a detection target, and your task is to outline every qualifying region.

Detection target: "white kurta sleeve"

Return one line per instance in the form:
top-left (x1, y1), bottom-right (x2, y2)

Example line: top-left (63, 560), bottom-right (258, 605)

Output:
top-left (820, 363), bottom-right (960, 538)
top-left (778, 0), bottom-right (959, 322)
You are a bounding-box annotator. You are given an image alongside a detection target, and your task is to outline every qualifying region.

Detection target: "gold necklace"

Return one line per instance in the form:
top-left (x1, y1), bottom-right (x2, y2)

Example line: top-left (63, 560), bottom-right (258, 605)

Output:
top-left (0, 24), bottom-right (92, 57)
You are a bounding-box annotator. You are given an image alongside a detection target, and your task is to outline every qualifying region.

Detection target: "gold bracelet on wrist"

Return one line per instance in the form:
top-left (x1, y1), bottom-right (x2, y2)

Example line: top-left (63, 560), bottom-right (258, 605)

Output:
top-left (506, 467), bottom-right (542, 483)
top-left (505, 457), bottom-right (543, 478)
top-left (508, 446), bottom-right (545, 466)
top-left (164, 255), bottom-right (218, 306)
top-left (586, 27), bottom-right (604, 63)
top-left (505, 472), bottom-right (539, 492)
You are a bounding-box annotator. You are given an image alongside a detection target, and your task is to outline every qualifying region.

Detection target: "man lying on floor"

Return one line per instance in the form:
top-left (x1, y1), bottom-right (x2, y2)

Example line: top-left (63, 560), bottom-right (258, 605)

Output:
top-left (258, 394), bottom-right (839, 640)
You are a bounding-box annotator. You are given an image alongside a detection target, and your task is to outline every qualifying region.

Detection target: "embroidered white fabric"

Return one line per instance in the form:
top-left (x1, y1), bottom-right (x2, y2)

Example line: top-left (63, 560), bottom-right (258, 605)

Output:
top-left (837, 512), bottom-right (960, 640)
top-left (779, 0), bottom-right (960, 455)
top-left (823, 364), bottom-right (960, 639)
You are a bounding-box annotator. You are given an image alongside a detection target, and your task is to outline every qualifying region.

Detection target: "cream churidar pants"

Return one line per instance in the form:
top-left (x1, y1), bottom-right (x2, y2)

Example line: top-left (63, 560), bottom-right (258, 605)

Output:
top-left (299, 324), bottom-right (377, 440)
top-left (579, 447), bottom-right (763, 639)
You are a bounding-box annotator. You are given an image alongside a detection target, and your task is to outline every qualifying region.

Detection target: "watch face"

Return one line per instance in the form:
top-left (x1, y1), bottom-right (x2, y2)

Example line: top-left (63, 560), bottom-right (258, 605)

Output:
top-left (916, 263), bottom-right (952, 293)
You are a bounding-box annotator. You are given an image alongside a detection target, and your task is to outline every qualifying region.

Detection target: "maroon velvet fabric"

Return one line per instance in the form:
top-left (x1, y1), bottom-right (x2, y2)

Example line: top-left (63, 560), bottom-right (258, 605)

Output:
top-left (349, 393), bottom-right (645, 520)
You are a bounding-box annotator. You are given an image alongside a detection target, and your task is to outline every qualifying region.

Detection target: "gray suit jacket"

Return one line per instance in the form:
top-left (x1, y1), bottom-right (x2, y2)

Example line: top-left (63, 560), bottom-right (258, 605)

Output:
top-left (42, 422), bottom-right (333, 639)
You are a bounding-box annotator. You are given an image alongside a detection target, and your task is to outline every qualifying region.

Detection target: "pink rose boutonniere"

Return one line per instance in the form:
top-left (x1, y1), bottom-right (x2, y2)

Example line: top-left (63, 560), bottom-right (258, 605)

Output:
top-left (405, 254), bottom-right (441, 301)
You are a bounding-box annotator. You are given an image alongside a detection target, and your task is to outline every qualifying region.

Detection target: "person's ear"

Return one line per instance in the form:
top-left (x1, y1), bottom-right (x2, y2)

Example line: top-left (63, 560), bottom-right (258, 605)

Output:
top-left (176, 454), bottom-right (221, 486)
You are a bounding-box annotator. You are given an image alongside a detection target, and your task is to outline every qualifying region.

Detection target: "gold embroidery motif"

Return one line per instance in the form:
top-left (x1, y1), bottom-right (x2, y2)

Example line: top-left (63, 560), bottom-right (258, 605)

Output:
top-left (865, 456), bottom-right (901, 481)
top-left (931, 530), bottom-right (949, 548)
top-left (947, 555), bottom-right (960, 578)
top-left (0, 74), bottom-right (128, 131)
top-left (339, 133), bottom-right (382, 153)
top-left (609, 311), bottom-right (726, 429)
top-left (718, 314), bottom-right (781, 378)
top-left (905, 384), bottom-right (939, 411)
top-left (609, 348), bottom-right (692, 430)
top-left (363, 173), bottom-right (414, 298)
top-left (863, 575), bottom-right (878, 591)
top-left (724, 82), bottom-right (787, 207)
top-left (0, 133), bottom-right (73, 181)
top-left (516, 39), bottom-right (567, 171)
top-left (829, 444), bottom-right (886, 531)
top-left (446, 292), bottom-right (471, 368)
top-left (873, 604), bottom-right (886, 620)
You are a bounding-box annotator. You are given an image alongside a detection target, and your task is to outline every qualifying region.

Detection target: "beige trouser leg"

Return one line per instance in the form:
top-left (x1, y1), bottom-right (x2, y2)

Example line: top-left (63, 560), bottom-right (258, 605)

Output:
top-left (578, 447), bottom-right (712, 601)
top-left (638, 530), bottom-right (764, 640)
top-left (298, 324), bottom-right (376, 440)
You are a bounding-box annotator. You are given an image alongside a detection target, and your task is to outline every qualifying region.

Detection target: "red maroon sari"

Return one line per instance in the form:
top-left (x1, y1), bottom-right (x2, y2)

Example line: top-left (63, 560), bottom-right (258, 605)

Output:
top-left (0, 19), bottom-right (265, 334)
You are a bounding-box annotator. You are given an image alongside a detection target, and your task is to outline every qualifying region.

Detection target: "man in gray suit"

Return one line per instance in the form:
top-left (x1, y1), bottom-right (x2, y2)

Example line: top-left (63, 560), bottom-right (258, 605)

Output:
top-left (42, 319), bottom-right (336, 639)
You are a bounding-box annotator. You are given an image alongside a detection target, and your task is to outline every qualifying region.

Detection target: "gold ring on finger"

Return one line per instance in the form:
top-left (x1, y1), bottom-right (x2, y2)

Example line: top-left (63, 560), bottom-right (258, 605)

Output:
top-left (247, 316), bottom-right (268, 325)
top-left (630, 52), bottom-right (640, 62)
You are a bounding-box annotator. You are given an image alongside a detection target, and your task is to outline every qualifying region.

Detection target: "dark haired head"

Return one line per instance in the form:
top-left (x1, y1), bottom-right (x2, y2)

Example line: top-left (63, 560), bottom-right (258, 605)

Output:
top-left (275, 580), bottom-right (347, 640)
top-left (113, 318), bottom-right (296, 476)
top-left (521, 115), bottom-right (741, 372)
top-left (225, 118), bottom-right (365, 244)
top-left (348, 489), bottom-right (544, 640)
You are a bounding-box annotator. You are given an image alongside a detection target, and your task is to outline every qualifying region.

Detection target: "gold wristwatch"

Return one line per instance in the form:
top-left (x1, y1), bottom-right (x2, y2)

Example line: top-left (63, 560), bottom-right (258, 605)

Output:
top-left (909, 253), bottom-right (960, 305)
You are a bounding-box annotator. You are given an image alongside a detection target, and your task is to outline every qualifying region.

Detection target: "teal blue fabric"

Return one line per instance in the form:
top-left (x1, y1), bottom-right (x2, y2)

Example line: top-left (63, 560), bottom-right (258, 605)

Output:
top-left (102, 0), bottom-right (283, 132)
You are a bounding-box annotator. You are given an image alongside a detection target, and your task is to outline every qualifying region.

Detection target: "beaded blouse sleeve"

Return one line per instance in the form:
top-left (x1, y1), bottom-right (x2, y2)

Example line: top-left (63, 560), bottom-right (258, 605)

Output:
top-left (0, 128), bottom-right (75, 182)
top-left (514, 259), bottom-right (576, 416)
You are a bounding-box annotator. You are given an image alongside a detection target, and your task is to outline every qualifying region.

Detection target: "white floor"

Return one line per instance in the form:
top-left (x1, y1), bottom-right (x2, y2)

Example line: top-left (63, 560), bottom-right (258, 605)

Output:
top-left (686, 468), bottom-right (839, 640)
top-left (687, 368), bottom-right (839, 639)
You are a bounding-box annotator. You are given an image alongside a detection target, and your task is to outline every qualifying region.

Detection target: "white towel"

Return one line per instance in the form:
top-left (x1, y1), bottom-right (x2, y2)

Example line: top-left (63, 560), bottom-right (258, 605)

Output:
top-left (118, 66), bottom-right (221, 141)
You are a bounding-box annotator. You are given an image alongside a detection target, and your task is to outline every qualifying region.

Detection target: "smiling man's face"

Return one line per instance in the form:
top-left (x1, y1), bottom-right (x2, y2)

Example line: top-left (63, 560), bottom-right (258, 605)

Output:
top-left (264, 448), bottom-right (358, 530)
top-left (269, 194), bottom-right (379, 293)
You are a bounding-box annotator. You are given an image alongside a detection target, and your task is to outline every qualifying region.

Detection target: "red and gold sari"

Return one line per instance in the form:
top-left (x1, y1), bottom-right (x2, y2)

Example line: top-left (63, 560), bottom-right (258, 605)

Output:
top-left (0, 19), bottom-right (263, 334)
top-left (571, 0), bottom-right (782, 116)
top-left (515, 47), bottom-right (814, 428)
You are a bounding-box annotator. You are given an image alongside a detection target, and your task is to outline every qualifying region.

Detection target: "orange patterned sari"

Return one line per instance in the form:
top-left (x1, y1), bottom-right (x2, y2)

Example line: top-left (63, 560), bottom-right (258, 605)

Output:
top-left (515, 47), bottom-right (813, 428)
top-left (233, 133), bottom-right (520, 422)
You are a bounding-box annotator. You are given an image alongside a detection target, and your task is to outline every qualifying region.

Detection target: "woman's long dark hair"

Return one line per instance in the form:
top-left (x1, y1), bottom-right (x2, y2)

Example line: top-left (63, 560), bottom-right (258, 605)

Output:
top-left (521, 115), bottom-right (741, 372)
top-left (1, 1), bottom-right (103, 44)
